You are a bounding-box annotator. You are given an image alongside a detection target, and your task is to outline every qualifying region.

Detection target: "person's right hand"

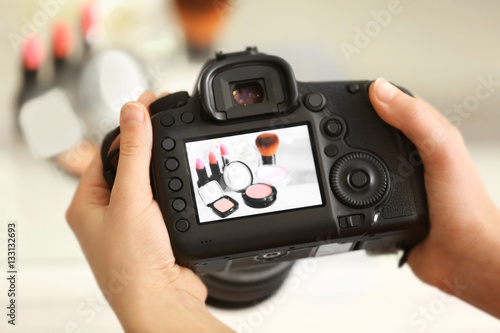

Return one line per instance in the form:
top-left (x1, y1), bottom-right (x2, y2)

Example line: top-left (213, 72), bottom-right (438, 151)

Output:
top-left (370, 78), bottom-right (500, 318)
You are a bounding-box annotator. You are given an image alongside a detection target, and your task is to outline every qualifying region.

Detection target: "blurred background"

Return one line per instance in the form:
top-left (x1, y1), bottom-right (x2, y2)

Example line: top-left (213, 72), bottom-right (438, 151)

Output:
top-left (1, 0), bottom-right (500, 332)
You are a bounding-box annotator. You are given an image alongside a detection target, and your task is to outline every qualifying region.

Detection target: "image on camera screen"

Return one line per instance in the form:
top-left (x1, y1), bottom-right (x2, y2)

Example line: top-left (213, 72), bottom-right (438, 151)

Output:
top-left (185, 124), bottom-right (323, 223)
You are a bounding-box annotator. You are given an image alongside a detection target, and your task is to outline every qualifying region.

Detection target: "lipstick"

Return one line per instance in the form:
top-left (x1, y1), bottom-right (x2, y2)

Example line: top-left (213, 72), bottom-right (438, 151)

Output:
top-left (220, 143), bottom-right (230, 168)
top-left (53, 20), bottom-right (74, 65)
top-left (196, 158), bottom-right (210, 188)
top-left (16, 34), bottom-right (45, 133)
top-left (51, 20), bottom-right (78, 103)
top-left (81, 1), bottom-right (100, 53)
top-left (255, 133), bottom-right (279, 165)
top-left (208, 152), bottom-right (226, 190)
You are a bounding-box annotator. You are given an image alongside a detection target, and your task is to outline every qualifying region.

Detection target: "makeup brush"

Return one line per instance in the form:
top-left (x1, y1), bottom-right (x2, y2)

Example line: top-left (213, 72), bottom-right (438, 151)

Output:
top-left (196, 158), bottom-right (210, 188)
top-left (255, 133), bottom-right (280, 165)
top-left (209, 152), bottom-right (226, 190)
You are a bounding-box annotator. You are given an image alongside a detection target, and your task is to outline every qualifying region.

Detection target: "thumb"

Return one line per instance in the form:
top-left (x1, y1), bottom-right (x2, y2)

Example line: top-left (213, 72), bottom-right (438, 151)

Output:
top-left (369, 78), bottom-right (462, 171)
top-left (110, 101), bottom-right (153, 208)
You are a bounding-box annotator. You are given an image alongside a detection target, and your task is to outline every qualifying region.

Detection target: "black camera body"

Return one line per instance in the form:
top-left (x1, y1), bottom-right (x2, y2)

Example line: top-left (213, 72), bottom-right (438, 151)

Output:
top-left (149, 48), bottom-right (429, 275)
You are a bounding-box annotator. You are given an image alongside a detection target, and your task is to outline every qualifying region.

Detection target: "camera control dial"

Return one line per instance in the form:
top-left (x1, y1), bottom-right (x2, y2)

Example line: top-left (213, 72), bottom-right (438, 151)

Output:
top-left (330, 152), bottom-right (388, 208)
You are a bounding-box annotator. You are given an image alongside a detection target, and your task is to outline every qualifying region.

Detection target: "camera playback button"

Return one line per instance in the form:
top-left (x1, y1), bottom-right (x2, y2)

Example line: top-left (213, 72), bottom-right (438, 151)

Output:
top-left (304, 93), bottom-right (326, 112)
top-left (175, 219), bottom-right (190, 232)
top-left (168, 178), bottom-right (183, 191)
top-left (161, 137), bottom-right (176, 151)
top-left (172, 198), bottom-right (186, 212)
top-left (165, 158), bottom-right (179, 171)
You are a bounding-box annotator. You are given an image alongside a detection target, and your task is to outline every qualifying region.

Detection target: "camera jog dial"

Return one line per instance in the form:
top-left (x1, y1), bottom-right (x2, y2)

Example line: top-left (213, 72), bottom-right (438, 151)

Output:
top-left (329, 152), bottom-right (388, 208)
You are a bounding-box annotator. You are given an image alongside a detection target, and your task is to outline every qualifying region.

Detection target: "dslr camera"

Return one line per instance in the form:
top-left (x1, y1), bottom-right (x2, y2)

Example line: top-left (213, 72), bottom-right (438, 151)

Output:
top-left (104, 47), bottom-right (429, 307)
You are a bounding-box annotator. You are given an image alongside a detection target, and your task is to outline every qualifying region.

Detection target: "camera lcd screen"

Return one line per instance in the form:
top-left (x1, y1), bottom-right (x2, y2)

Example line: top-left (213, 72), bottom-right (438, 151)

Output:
top-left (185, 124), bottom-right (324, 223)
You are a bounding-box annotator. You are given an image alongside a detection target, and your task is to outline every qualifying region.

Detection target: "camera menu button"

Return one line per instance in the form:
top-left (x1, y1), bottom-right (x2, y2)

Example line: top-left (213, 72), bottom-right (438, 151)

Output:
top-left (161, 137), bottom-right (176, 151)
top-left (304, 93), bottom-right (326, 112)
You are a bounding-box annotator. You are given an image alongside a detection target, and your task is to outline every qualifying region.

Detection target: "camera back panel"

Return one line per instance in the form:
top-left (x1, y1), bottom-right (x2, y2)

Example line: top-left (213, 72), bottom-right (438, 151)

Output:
top-left (149, 50), bottom-right (428, 274)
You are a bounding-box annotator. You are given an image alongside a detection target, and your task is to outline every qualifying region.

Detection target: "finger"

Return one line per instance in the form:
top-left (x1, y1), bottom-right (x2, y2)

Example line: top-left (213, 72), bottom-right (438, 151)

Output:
top-left (109, 101), bottom-right (153, 211)
top-left (55, 140), bottom-right (99, 177)
top-left (138, 90), bottom-right (157, 109)
top-left (369, 78), bottom-right (463, 171)
top-left (66, 151), bottom-right (110, 231)
top-left (71, 150), bottom-right (111, 207)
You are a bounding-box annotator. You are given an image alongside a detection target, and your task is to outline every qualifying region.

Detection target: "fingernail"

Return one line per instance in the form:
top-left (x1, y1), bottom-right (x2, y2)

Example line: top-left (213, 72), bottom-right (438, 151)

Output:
top-left (375, 78), bottom-right (398, 103)
top-left (121, 102), bottom-right (144, 125)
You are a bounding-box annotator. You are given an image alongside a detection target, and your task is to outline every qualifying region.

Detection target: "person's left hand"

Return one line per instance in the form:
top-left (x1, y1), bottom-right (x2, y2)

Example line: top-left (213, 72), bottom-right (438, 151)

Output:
top-left (66, 92), bottom-right (232, 332)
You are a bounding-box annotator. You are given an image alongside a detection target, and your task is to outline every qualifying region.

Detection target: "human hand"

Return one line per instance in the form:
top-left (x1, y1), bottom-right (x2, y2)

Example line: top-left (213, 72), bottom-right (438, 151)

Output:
top-left (370, 78), bottom-right (500, 318)
top-left (66, 92), bottom-right (233, 332)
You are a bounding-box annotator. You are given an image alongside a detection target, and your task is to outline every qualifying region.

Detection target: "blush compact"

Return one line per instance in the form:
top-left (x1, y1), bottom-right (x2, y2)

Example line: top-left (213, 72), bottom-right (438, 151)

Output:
top-left (198, 180), bottom-right (239, 218)
top-left (241, 183), bottom-right (277, 208)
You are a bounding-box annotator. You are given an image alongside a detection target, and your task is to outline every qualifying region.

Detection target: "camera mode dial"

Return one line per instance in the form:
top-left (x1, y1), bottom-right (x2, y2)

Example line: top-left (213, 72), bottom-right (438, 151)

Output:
top-left (330, 152), bottom-right (388, 208)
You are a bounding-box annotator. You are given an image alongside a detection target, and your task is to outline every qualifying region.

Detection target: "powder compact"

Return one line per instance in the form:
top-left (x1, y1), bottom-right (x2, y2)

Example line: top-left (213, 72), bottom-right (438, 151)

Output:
top-left (223, 161), bottom-right (277, 209)
top-left (223, 161), bottom-right (254, 192)
top-left (198, 180), bottom-right (239, 218)
top-left (241, 183), bottom-right (277, 208)
top-left (255, 165), bottom-right (289, 185)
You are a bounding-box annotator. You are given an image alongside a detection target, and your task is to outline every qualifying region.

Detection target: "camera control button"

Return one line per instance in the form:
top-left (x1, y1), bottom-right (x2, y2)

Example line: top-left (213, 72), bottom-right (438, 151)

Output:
top-left (347, 84), bottom-right (360, 94)
top-left (169, 178), bottom-right (183, 191)
top-left (349, 214), bottom-right (363, 227)
top-left (339, 216), bottom-right (349, 229)
top-left (330, 152), bottom-right (388, 208)
top-left (324, 119), bottom-right (342, 137)
top-left (175, 219), bottom-right (190, 232)
top-left (349, 170), bottom-right (370, 189)
top-left (172, 198), bottom-right (186, 212)
top-left (161, 138), bottom-right (176, 151)
top-left (160, 114), bottom-right (175, 127)
top-left (165, 158), bottom-right (179, 171)
top-left (338, 214), bottom-right (363, 229)
top-left (181, 112), bottom-right (195, 124)
top-left (324, 144), bottom-right (338, 157)
top-left (304, 93), bottom-right (326, 112)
